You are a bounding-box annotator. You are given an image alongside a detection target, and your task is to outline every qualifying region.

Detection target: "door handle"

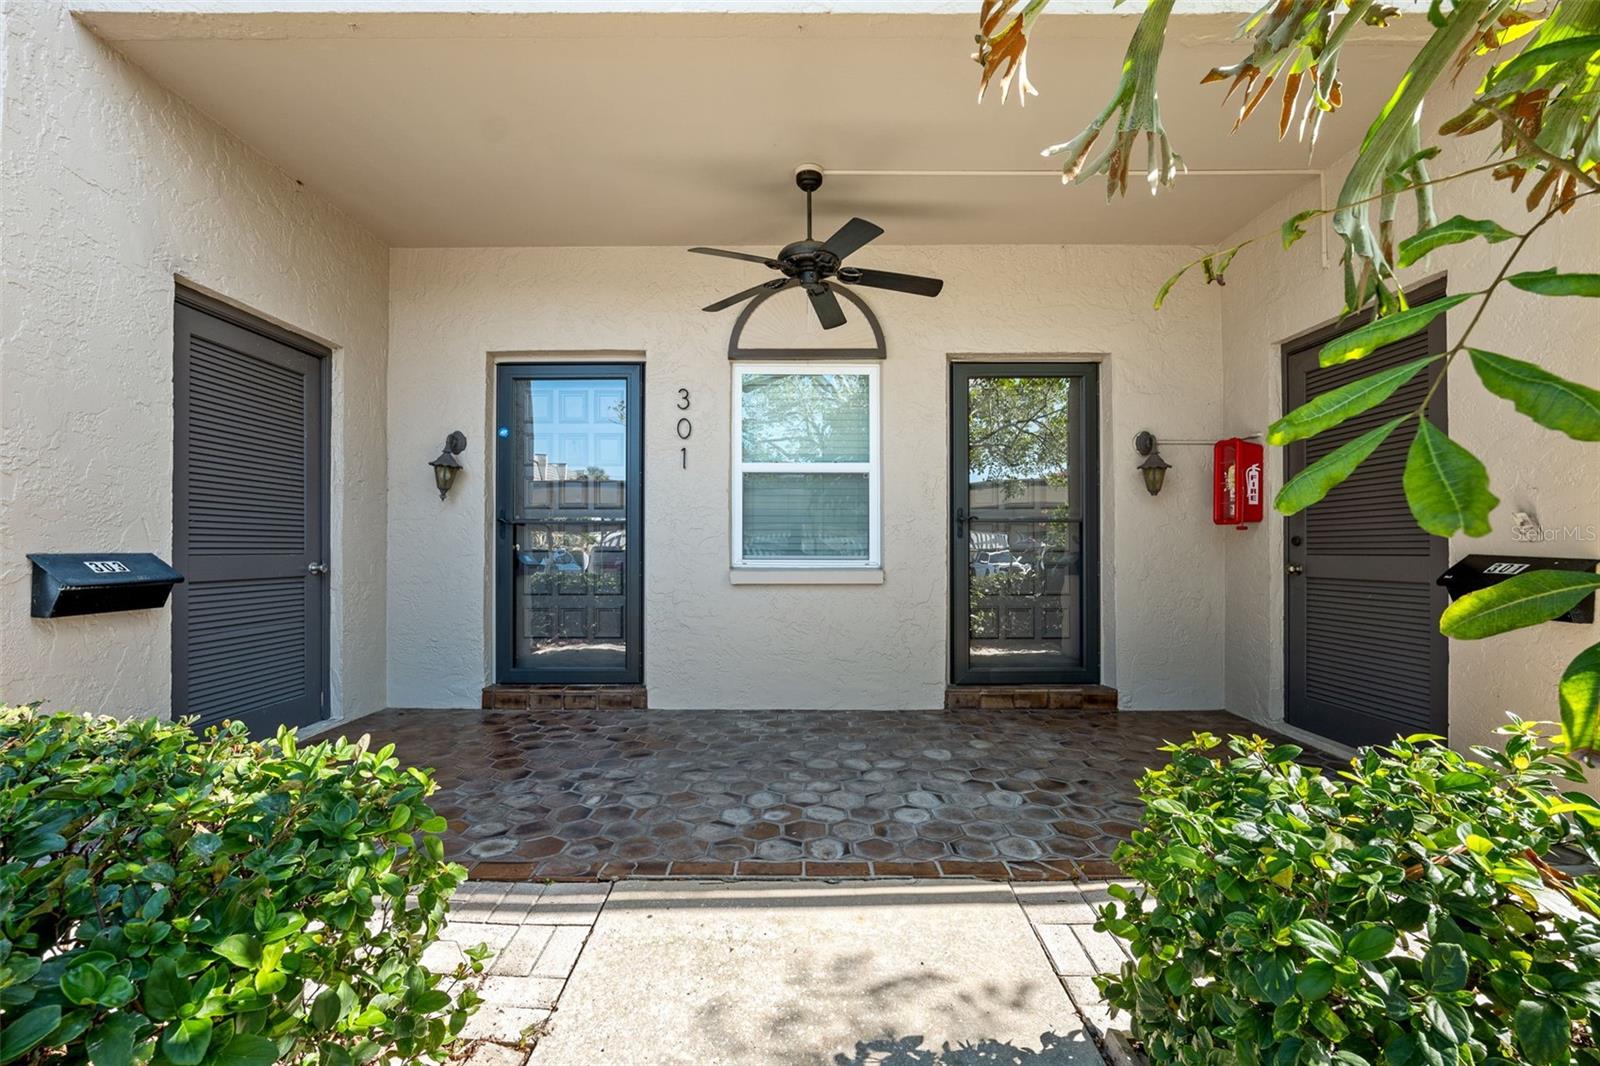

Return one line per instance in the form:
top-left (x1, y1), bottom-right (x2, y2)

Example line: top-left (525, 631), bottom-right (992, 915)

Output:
top-left (955, 506), bottom-right (967, 539)
top-left (307, 562), bottom-right (328, 576)
top-left (1286, 564), bottom-right (1304, 575)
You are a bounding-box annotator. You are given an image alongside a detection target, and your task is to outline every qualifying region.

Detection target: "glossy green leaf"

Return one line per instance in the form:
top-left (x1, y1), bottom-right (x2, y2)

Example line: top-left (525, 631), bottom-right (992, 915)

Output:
top-left (1346, 925), bottom-right (1396, 962)
top-left (1403, 420), bottom-right (1498, 537)
top-left (61, 961), bottom-right (108, 1005)
top-left (1441, 570), bottom-right (1600, 639)
top-left (1470, 349), bottom-right (1600, 441)
top-left (1275, 418), bottom-right (1405, 515)
top-left (161, 1018), bottom-right (213, 1066)
top-left (1297, 961), bottom-right (1337, 1000)
top-left (213, 934), bottom-right (262, 968)
top-left (1396, 215), bottom-right (1515, 268)
top-left (141, 957), bottom-right (188, 1020)
top-left (1254, 953), bottom-right (1298, 1006)
top-left (1421, 943), bottom-right (1468, 992)
top-left (1507, 268), bottom-right (1600, 297)
top-left (1290, 919), bottom-right (1343, 962)
top-left (213, 1033), bottom-right (279, 1066)
top-left (1269, 356), bottom-right (1434, 446)
top-left (1559, 643), bottom-right (1600, 754)
top-left (1514, 998), bottom-right (1571, 1064)
top-left (0, 1005), bottom-right (62, 1064)
top-left (1318, 295), bottom-right (1471, 366)
top-left (85, 1014), bottom-right (140, 1066)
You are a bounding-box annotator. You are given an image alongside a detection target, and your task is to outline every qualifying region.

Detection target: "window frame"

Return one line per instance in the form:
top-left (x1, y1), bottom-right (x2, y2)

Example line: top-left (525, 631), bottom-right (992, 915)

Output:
top-left (730, 362), bottom-right (882, 570)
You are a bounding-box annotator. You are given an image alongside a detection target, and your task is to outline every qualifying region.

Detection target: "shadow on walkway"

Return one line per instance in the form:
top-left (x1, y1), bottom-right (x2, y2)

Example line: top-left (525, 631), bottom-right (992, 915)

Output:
top-left (833, 1031), bottom-right (1098, 1064)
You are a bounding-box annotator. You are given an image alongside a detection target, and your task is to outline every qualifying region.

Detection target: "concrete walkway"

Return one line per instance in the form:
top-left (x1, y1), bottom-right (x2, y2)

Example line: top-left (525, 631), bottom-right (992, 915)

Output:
top-left (442, 878), bottom-right (1131, 1066)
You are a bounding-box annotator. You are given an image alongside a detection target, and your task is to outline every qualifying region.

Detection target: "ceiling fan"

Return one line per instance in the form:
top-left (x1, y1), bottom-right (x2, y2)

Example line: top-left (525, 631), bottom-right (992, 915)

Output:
top-left (689, 166), bottom-right (945, 330)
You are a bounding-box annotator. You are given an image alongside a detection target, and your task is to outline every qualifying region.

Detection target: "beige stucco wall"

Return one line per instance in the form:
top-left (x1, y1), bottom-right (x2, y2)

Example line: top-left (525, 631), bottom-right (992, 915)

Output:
top-left (0, 0), bottom-right (390, 720)
top-left (387, 244), bottom-right (1238, 711)
top-left (1218, 126), bottom-right (1600, 751)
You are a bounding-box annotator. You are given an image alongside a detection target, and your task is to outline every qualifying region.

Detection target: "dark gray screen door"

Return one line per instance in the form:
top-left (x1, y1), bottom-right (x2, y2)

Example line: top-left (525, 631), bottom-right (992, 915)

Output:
top-left (496, 364), bottom-right (643, 684)
top-left (173, 291), bottom-right (330, 737)
top-left (1284, 291), bottom-right (1448, 747)
top-left (950, 362), bottom-right (1100, 685)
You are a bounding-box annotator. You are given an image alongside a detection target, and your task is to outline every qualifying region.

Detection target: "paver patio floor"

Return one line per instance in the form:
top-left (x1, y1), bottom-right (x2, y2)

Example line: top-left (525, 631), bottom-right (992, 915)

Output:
top-left (356, 707), bottom-right (1299, 882)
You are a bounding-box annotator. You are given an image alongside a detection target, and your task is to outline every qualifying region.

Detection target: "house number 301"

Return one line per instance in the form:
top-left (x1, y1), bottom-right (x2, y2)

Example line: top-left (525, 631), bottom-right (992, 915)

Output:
top-left (676, 388), bottom-right (692, 469)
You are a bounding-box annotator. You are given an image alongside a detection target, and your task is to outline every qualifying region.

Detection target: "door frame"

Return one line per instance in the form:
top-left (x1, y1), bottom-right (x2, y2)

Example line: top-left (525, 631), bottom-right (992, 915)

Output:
top-left (172, 285), bottom-right (332, 730)
top-left (948, 360), bottom-right (1101, 686)
top-left (1280, 278), bottom-right (1450, 743)
top-left (494, 362), bottom-right (645, 685)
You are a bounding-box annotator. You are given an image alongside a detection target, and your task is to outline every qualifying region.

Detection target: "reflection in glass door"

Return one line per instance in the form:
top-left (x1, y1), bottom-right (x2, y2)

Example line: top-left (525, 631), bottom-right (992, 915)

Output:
top-left (950, 363), bottom-right (1099, 685)
top-left (495, 364), bottom-right (642, 683)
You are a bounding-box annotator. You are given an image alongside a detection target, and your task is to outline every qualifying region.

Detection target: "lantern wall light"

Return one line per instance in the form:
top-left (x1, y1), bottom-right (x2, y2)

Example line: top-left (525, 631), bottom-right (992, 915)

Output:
top-left (1133, 431), bottom-right (1171, 497)
top-left (429, 431), bottom-right (467, 500)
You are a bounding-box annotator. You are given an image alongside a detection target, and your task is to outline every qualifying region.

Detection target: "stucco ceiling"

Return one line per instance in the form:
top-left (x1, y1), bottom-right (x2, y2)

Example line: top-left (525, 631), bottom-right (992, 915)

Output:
top-left (79, 6), bottom-right (1429, 247)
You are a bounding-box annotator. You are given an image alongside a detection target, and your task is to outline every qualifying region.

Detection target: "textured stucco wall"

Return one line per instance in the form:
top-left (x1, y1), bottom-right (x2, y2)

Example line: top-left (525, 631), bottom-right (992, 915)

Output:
top-left (0, 0), bottom-right (390, 720)
top-left (1217, 122), bottom-right (1600, 751)
top-left (387, 244), bottom-right (1236, 711)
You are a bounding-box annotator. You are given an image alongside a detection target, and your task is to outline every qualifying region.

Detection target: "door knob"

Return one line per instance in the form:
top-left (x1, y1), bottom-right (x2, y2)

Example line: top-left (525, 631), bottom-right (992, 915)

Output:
top-left (307, 562), bottom-right (329, 576)
top-left (1286, 564), bottom-right (1305, 575)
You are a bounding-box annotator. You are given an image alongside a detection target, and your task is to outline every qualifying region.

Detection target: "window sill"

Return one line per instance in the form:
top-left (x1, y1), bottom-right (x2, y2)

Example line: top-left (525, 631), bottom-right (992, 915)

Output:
top-left (728, 567), bottom-right (884, 586)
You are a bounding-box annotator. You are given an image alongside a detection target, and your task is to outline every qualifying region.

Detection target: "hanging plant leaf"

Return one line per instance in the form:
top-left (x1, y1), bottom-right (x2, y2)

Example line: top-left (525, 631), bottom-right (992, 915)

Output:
top-left (1470, 350), bottom-right (1600, 441)
top-left (1441, 570), bottom-right (1600, 639)
top-left (1507, 269), bottom-right (1600, 297)
top-left (1319, 295), bottom-right (1472, 366)
top-left (1403, 421), bottom-right (1498, 537)
top-left (1396, 215), bottom-right (1515, 267)
top-left (1269, 356), bottom-right (1435, 445)
top-left (1275, 417), bottom-right (1405, 515)
top-left (1282, 209), bottom-right (1321, 250)
top-left (1561, 643), bottom-right (1600, 755)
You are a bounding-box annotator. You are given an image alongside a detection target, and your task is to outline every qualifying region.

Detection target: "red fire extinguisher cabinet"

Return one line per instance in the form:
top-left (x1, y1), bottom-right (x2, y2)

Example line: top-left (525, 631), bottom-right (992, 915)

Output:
top-left (1214, 438), bottom-right (1264, 529)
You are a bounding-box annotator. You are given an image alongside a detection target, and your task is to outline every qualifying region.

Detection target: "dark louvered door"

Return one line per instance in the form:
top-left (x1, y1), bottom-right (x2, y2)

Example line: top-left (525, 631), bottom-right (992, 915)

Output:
top-left (1284, 290), bottom-right (1449, 747)
top-left (173, 292), bottom-right (329, 737)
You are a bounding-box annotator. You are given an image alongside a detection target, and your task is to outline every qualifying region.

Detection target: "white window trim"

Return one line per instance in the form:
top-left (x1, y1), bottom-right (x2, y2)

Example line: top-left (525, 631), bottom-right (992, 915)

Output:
top-left (731, 362), bottom-right (882, 569)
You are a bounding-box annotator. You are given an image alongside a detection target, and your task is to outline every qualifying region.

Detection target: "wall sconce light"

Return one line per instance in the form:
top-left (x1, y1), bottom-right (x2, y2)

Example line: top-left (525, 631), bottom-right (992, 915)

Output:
top-left (429, 431), bottom-right (468, 500)
top-left (1133, 431), bottom-right (1171, 497)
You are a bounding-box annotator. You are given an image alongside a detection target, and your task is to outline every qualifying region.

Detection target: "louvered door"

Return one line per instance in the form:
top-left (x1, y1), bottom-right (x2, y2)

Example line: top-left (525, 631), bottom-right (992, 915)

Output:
top-left (173, 292), bottom-right (329, 737)
top-left (1284, 289), bottom-right (1449, 747)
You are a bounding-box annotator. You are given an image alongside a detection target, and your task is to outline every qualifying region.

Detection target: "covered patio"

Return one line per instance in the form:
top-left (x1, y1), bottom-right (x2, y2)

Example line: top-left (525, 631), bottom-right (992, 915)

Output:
top-left (353, 707), bottom-right (1314, 882)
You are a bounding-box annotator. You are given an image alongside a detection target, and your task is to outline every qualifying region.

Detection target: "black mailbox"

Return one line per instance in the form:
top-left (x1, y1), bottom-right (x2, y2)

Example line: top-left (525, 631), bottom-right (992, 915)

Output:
top-left (28, 553), bottom-right (184, 619)
top-left (1437, 554), bottom-right (1597, 625)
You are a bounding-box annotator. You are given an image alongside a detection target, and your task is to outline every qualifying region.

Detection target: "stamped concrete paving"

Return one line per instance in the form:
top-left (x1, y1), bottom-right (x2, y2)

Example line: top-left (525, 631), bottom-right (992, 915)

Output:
top-left (358, 707), bottom-right (1279, 881)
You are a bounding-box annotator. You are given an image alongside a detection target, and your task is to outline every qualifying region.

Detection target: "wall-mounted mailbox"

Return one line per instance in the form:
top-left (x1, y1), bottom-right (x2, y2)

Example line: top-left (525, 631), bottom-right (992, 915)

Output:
top-left (28, 553), bottom-right (184, 619)
top-left (1437, 554), bottom-right (1597, 625)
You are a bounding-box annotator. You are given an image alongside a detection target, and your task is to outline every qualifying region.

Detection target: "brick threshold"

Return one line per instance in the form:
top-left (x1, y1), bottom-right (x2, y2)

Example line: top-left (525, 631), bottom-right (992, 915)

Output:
top-left (482, 684), bottom-right (647, 710)
top-left (944, 684), bottom-right (1118, 711)
top-left (469, 859), bottom-right (1124, 883)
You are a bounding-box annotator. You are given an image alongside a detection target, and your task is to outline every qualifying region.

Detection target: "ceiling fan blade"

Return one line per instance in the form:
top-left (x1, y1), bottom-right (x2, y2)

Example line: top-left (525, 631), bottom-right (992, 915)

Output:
top-left (808, 285), bottom-right (848, 330)
top-left (703, 279), bottom-right (790, 312)
top-left (820, 217), bottom-right (884, 261)
top-left (688, 247), bottom-right (779, 267)
top-left (841, 268), bottom-right (944, 298)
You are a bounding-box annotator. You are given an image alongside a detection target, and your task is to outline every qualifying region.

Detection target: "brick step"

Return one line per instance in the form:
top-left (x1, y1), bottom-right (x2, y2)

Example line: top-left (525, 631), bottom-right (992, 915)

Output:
top-left (482, 684), bottom-right (647, 711)
top-left (944, 685), bottom-right (1118, 711)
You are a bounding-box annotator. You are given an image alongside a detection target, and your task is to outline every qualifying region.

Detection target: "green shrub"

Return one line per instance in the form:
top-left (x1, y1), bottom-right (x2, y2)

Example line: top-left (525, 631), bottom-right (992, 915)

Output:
top-left (0, 707), bottom-right (484, 1066)
top-left (1096, 722), bottom-right (1600, 1065)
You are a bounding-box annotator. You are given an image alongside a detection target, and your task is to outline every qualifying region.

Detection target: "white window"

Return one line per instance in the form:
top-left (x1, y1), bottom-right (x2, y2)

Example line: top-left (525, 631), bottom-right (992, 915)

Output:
top-left (731, 363), bottom-right (881, 569)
